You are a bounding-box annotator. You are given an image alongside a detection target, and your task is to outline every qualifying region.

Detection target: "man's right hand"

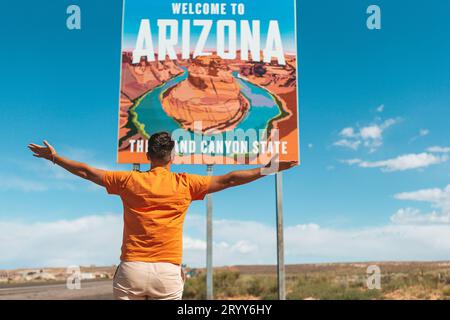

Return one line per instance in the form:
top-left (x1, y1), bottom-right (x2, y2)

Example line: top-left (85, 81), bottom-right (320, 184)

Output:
top-left (263, 155), bottom-right (298, 174)
top-left (28, 140), bottom-right (57, 162)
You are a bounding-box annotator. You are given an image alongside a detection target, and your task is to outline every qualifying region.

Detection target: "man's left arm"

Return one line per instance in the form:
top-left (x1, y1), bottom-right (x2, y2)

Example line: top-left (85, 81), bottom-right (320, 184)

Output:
top-left (207, 159), bottom-right (297, 194)
top-left (28, 140), bottom-right (106, 186)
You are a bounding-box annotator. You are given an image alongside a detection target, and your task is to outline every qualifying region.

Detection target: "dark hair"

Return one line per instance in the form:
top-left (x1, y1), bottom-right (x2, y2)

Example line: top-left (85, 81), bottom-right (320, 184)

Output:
top-left (147, 132), bottom-right (175, 163)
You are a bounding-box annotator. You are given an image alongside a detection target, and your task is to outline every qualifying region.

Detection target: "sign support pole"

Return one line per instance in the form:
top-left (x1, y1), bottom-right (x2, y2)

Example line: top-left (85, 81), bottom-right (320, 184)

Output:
top-left (275, 172), bottom-right (286, 300)
top-left (206, 164), bottom-right (214, 300)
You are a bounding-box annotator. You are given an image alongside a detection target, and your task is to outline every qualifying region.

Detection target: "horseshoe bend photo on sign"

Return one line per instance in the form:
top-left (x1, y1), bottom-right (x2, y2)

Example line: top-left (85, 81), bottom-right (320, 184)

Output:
top-left (117, 0), bottom-right (300, 165)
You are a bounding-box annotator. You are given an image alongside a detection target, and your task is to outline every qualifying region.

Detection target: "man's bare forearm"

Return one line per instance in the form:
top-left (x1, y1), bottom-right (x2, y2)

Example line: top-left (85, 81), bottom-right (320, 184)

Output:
top-left (208, 159), bottom-right (296, 193)
top-left (221, 167), bottom-right (263, 188)
top-left (53, 154), bottom-right (93, 180)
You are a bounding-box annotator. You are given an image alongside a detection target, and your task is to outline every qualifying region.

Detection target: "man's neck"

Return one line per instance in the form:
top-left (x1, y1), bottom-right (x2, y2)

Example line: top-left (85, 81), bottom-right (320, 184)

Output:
top-left (150, 163), bottom-right (171, 171)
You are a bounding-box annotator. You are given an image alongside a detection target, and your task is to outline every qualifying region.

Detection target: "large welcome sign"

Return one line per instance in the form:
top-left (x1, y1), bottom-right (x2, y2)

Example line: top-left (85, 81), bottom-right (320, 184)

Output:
top-left (117, 0), bottom-right (299, 164)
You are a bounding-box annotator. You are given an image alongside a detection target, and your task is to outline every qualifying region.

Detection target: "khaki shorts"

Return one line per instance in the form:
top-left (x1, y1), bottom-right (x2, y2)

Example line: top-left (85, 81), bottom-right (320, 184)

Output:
top-left (113, 261), bottom-right (185, 300)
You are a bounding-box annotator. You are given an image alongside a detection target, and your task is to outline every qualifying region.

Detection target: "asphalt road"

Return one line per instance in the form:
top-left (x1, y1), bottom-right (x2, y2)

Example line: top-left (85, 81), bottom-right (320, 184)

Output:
top-left (0, 280), bottom-right (114, 300)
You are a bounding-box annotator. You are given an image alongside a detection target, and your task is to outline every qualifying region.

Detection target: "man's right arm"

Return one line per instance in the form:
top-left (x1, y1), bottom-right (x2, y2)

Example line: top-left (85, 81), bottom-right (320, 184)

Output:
top-left (28, 140), bottom-right (106, 186)
top-left (207, 160), bottom-right (297, 194)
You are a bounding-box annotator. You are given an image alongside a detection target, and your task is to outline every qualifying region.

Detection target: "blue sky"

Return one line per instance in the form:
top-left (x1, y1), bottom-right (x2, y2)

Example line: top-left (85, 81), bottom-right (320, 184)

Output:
top-left (0, 0), bottom-right (449, 269)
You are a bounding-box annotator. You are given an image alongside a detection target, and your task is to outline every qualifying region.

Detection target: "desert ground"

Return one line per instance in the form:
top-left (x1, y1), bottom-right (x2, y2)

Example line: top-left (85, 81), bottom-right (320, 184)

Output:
top-left (1, 261), bottom-right (449, 300)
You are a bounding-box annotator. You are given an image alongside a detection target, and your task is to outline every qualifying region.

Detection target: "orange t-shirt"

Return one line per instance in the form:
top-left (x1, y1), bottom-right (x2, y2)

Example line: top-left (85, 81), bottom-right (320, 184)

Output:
top-left (103, 167), bottom-right (211, 265)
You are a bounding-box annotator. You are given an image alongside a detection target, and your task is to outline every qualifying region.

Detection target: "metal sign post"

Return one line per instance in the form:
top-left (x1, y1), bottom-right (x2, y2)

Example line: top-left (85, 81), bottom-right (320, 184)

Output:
top-left (275, 172), bottom-right (286, 300)
top-left (206, 164), bottom-right (214, 300)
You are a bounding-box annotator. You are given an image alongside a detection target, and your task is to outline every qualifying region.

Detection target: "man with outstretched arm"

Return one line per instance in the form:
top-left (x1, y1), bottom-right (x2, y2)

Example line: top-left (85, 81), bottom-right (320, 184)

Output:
top-left (28, 132), bottom-right (296, 300)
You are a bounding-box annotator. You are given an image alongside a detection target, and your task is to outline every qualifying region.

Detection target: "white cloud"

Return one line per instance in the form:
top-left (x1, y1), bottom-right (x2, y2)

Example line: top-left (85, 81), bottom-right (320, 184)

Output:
top-left (334, 118), bottom-right (399, 152)
top-left (185, 216), bottom-right (450, 265)
top-left (410, 129), bottom-right (430, 142)
top-left (394, 184), bottom-right (450, 213)
top-left (391, 185), bottom-right (450, 225)
top-left (376, 104), bottom-right (384, 112)
top-left (360, 125), bottom-right (382, 140)
top-left (390, 208), bottom-right (450, 225)
top-left (343, 153), bottom-right (448, 172)
top-left (3, 212), bottom-right (450, 269)
top-left (340, 127), bottom-right (355, 138)
top-left (0, 176), bottom-right (48, 192)
top-left (333, 139), bottom-right (360, 150)
top-left (184, 237), bottom-right (206, 250)
top-left (394, 186), bottom-right (448, 205)
top-left (284, 223), bottom-right (450, 262)
top-left (427, 146), bottom-right (450, 153)
top-left (340, 158), bottom-right (362, 165)
top-left (0, 214), bottom-right (123, 269)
